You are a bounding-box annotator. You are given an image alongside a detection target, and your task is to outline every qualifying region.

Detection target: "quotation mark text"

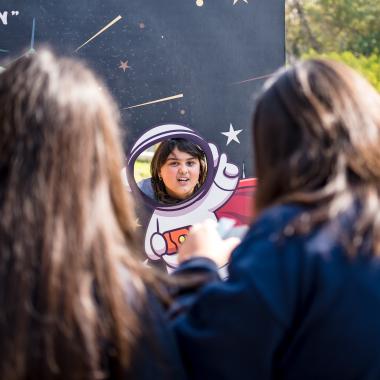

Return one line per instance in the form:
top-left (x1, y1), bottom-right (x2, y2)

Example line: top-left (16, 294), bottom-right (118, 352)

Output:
top-left (0, 11), bottom-right (20, 25)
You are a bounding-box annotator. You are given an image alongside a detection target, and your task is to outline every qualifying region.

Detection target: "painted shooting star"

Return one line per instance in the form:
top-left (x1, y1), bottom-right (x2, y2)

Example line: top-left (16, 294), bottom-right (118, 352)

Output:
top-left (75, 15), bottom-right (122, 52)
top-left (221, 123), bottom-right (243, 145)
top-left (231, 73), bottom-right (273, 85)
top-left (2, 17), bottom-right (36, 69)
top-left (29, 17), bottom-right (36, 54)
top-left (122, 93), bottom-right (184, 110)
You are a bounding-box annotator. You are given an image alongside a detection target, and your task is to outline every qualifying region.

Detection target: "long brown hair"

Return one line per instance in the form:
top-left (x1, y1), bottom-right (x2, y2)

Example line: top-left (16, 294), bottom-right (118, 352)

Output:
top-left (0, 49), bottom-right (157, 379)
top-left (150, 138), bottom-right (207, 204)
top-left (253, 59), bottom-right (380, 253)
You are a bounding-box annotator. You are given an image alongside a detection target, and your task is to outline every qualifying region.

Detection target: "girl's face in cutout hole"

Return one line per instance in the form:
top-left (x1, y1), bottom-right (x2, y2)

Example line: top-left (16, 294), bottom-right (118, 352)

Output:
top-left (159, 147), bottom-right (201, 200)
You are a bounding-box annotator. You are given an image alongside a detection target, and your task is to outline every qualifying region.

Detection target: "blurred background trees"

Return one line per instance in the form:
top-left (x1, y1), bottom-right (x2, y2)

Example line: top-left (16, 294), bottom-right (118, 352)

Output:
top-left (286, 0), bottom-right (380, 91)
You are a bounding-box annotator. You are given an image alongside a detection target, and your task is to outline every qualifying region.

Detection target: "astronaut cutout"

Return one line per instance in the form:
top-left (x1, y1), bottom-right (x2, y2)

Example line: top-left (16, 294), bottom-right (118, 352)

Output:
top-left (125, 124), bottom-right (240, 273)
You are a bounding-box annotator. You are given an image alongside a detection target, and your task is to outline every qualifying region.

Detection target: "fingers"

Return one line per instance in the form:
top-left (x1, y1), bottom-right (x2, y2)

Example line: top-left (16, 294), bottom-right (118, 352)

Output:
top-left (190, 219), bottom-right (217, 234)
top-left (223, 237), bottom-right (241, 257)
top-left (178, 219), bottom-right (241, 267)
top-left (178, 219), bottom-right (219, 264)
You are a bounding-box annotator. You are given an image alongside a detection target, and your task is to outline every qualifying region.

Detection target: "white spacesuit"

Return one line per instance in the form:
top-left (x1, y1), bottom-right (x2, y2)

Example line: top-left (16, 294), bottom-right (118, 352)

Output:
top-left (125, 124), bottom-right (240, 272)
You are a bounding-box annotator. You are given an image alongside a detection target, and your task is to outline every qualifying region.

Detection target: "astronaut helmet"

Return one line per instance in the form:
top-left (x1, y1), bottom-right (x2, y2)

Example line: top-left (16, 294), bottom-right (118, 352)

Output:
top-left (127, 123), bottom-right (215, 211)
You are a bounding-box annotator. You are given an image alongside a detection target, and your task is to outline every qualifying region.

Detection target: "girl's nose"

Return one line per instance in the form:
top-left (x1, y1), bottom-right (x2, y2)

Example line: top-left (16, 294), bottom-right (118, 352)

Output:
top-left (179, 165), bottom-right (188, 174)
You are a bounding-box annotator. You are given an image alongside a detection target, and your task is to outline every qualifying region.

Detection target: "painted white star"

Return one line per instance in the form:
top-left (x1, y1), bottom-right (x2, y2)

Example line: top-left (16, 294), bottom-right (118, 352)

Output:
top-left (221, 124), bottom-right (243, 146)
top-left (119, 60), bottom-right (131, 72)
top-left (233, 0), bottom-right (248, 4)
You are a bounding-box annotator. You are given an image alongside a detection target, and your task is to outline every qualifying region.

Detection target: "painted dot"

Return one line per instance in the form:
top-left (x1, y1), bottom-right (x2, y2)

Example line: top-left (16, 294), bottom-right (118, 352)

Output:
top-left (196, 0), bottom-right (204, 6)
top-left (180, 109), bottom-right (186, 115)
top-left (139, 22), bottom-right (145, 29)
top-left (179, 235), bottom-right (186, 244)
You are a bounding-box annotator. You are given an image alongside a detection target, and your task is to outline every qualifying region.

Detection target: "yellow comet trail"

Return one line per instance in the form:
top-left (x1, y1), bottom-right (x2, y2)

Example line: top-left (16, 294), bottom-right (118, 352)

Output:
top-left (122, 93), bottom-right (184, 110)
top-left (75, 15), bottom-right (122, 52)
top-left (232, 73), bottom-right (273, 85)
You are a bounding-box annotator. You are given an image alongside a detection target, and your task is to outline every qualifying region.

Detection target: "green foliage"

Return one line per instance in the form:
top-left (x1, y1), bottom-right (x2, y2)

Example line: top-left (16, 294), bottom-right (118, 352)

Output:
top-left (303, 50), bottom-right (380, 92)
top-left (286, 0), bottom-right (380, 92)
top-left (134, 160), bottom-right (151, 183)
top-left (286, 0), bottom-right (380, 58)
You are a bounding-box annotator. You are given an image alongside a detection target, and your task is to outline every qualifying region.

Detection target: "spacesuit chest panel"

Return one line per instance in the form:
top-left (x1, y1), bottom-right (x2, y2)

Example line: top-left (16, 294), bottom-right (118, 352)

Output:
top-left (162, 226), bottom-right (191, 254)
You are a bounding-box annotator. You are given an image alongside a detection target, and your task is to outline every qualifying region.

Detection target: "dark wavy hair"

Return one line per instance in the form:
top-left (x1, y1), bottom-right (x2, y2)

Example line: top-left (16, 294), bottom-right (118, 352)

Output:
top-left (253, 59), bottom-right (380, 254)
top-left (0, 49), bottom-right (160, 379)
top-left (150, 138), bottom-right (207, 204)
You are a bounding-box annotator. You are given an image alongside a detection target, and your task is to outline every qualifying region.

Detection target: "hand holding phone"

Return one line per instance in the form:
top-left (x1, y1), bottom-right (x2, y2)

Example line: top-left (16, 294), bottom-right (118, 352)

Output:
top-left (178, 218), bottom-right (243, 267)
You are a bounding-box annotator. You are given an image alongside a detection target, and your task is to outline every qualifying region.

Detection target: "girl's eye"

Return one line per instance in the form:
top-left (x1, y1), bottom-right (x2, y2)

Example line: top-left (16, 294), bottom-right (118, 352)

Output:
top-left (169, 162), bottom-right (178, 167)
top-left (187, 161), bottom-right (196, 167)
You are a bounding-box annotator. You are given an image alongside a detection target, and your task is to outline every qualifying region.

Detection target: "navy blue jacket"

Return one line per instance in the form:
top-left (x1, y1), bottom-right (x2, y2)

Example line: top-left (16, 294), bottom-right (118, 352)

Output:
top-left (125, 292), bottom-right (186, 379)
top-left (172, 204), bottom-right (380, 379)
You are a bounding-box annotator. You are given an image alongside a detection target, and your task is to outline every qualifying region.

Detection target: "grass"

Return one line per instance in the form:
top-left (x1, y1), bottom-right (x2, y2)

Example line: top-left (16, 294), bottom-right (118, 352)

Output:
top-left (134, 160), bottom-right (151, 183)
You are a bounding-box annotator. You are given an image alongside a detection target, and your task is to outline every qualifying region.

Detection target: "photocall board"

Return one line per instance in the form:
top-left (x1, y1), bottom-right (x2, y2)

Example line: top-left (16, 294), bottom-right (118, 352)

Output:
top-left (0, 0), bottom-right (285, 271)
